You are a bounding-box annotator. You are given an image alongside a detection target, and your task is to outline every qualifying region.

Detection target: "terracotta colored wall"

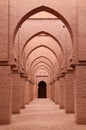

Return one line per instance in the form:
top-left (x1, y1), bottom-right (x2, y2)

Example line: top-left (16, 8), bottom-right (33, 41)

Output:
top-left (0, 0), bottom-right (9, 61)
top-left (0, 66), bottom-right (12, 124)
top-left (78, 0), bottom-right (86, 61)
top-left (75, 65), bottom-right (86, 124)
top-left (64, 70), bottom-right (74, 113)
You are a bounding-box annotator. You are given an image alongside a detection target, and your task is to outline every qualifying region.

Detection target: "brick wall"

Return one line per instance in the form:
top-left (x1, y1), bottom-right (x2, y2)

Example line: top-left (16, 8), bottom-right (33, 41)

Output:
top-left (0, 66), bottom-right (12, 124)
top-left (0, 0), bottom-right (9, 61)
top-left (64, 71), bottom-right (74, 113)
top-left (75, 65), bottom-right (86, 124)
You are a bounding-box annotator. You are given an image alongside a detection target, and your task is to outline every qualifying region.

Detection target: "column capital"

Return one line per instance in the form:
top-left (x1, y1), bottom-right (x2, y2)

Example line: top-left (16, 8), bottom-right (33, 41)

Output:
top-left (11, 66), bottom-right (19, 74)
top-left (20, 72), bottom-right (25, 78)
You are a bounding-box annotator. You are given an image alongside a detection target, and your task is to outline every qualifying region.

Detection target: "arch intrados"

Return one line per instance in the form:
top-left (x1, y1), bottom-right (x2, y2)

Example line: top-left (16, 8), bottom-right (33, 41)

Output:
top-left (32, 63), bottom-right (52, 74)
top-left (29, 56), bottom-right (54, 70)
top-left (30, 58), bottom-right (53, 73)
top-left (26, 45), bottom-right (59, 63)
top-left (13, 6), bottom-right (73, 42)
top-left (30, 67), bottom-right (50, 81)
top-left (32, 67), bottom-right (50, 77)
top-left (22, 31), bottom-right (64, 55)
top-left (31, 61), bottom-right (53, 73)
top-left (33, 67), bottom-right (50, 77)
top-left (32, 65), bottom-right (52, 76)
top-left (36, 68), bottom-right (49, 76)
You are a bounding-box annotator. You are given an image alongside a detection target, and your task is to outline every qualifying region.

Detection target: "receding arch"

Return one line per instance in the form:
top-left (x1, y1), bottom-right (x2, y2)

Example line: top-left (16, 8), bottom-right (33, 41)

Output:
top-left (36, 67), bottom-right (50, 76)
top-left (13, 6), bottom-right (73, 42)
top-left (31, 61), bottom-right (53, 74)
top-left (29, 56), bottom-right (54, 70)
top-left (35, 67), bottom-right (50, 76)
top-left (31, 67), bottom-right (51, 80)
top-left (26, 45), bottom-right (59, 64)
top-left (31, 65), bottom-right (52, 76)
top-left (32, 64), bottom-right (52, 74)
top-left (22, 31), bottom-right (64, 55)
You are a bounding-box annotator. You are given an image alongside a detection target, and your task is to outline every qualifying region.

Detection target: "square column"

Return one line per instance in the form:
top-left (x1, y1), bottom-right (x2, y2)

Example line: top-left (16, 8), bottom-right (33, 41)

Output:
top-left (25, 80), bottom-right (30, 104)
top-left (20, 73), bottom-right (25, 109)
top-left (59, 76), bottom-right (64, 109)
top-left (64, 70), bottom-right (74, 113)
top-left (50, 81), bottom-right (55, 102)
top-left (11, 69), bottom-right (21, 114)
top-left (75, 64), bottom-right (86, 124)
top-left (30, 83), bottom-right (34, 101)
top-left (0, 66), bottom-right (12, 124)
top-left (55, 79), bottom-right (60, 104)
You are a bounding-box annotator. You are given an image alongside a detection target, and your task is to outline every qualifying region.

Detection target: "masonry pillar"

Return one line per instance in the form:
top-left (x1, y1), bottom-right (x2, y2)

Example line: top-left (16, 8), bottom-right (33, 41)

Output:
top-left (55, 79), bottom-right (60, 104)
top-left (47, 84), bottom-right (51, 98)
top-left (50, 81), bottom-right (55, 102)
top-left (75, 64), bottom-right (86, 124)
top-left (49, 85), bottom-right (51, 99)
top-left (52, 81), bottom-right (55, 102)
top-left (29, 81), bottom-right (34, 102)
top-left (59, 76), bottom-right (64, 109)
top-left (25, 78), bottom-right (30, 104)
top-left (20, 73), bottom-right (25, 109)
top-left (64, 69), bottom-right (74, 113)
top-left (0, 66), bottom-right (12, 124)
top-left (11, 67), bottom-right (21, 114)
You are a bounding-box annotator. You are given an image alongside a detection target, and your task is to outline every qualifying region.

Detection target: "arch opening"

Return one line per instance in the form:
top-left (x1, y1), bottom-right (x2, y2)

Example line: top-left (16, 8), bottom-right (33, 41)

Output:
top-left (38, 81), bottom-right (47, 98)
top-left (13, 6), bottom-right (73, 42)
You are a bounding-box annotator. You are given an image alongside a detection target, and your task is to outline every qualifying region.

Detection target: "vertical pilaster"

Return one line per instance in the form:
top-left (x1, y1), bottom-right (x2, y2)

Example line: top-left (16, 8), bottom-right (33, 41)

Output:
top-left (75, 64), bottom-right (86, 124)
top-left (20, 73), bottom-right (25, 109)
top-left (0, 66), bottom-right (12, 124)
top-left (55, 79), bottom-right (60, 104)
top-left (59, 76), bottom-right (64, 109)
top-left (29, 81), bottom-right (34, 102)
top-left (11, 68), bottom-right (21, 114)
top-left (64, 69), bottom-right (74, 113)
top-left (50, 81), bottom-right (55, 102)
top-left (25, 80), bottom-right (30, 104)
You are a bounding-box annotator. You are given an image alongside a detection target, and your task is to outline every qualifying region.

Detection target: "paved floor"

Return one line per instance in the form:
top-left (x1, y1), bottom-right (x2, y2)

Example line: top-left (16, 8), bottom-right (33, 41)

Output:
top-left (0, 99), bottom-right (86, 130)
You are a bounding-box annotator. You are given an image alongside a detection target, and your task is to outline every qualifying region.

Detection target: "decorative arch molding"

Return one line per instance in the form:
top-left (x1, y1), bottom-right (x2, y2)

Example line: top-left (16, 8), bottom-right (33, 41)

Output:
top-left (13, 6), bottom-right (73, 42)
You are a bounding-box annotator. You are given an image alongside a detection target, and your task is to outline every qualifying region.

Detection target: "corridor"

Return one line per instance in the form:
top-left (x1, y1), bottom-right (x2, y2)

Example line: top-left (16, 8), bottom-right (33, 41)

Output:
top-left (0, 99), bottom-right (86, 130)
top-left (0, 0), bottom-right (86, 126)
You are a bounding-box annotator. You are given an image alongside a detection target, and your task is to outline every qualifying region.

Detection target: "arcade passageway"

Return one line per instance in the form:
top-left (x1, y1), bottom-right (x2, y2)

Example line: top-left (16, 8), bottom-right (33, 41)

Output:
top-left (0, 0), bottom-right (86, 129)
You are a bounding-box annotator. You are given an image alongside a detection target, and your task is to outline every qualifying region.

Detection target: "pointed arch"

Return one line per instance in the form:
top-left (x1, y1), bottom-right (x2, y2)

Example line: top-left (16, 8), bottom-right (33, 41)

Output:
top-left (22, 31), bottom-right (64, 55)
top-left (13, 6), bottom-right (73, 42)
top-left (30, 56), bottom-right (54, 69)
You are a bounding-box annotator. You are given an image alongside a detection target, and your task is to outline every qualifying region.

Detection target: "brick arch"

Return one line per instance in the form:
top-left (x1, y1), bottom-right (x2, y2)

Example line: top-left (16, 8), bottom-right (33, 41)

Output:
top-left (32, 66), bottom-right (51, 77)
top-left (29, 56), bottom-right (54, 70)
top-left (34, 67), bottom-right (50, 76)
top-left (31, 61), bottom-right (53, 74)
top-left (22, 31), bottom-right (64, 55)
top-left (30, 66), bottom-right (51, 82)
top-left (26, 45), bottom-right (59, 64)
top-left (31, 64), bottom-right (52, 77)
top-left (13, 6), bottom-right (73, 42)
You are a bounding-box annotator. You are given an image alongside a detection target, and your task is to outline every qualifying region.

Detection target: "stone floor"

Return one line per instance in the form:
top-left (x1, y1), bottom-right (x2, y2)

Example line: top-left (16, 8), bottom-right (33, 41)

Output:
top-left (0, 99), bottom-right (86, 130)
